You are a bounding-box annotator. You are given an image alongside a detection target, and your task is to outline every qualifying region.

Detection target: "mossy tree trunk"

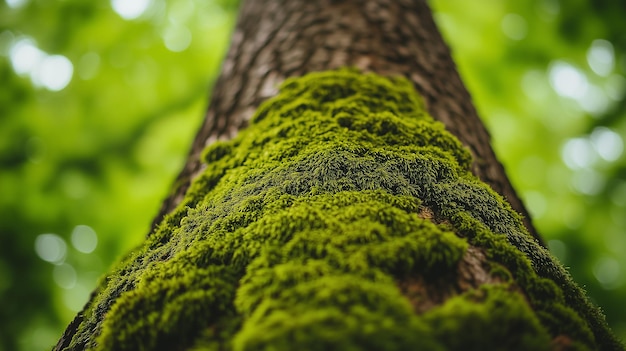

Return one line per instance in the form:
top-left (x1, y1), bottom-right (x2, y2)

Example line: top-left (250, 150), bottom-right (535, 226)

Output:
top-left (55, 1), bottom-right (623, 350)
top-left (153, 0), bottom-right (542, 243)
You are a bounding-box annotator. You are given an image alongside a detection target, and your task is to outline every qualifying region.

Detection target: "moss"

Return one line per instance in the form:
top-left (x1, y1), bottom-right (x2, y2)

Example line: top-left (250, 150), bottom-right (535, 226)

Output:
top-left (234, 273), bottom-right (441, 351)
top-left (96, 266), bottom-right (239, 351)
top-left (60, 69), bottom-right (623, 351)
top-left (422, 284), bottom-right (552, 351)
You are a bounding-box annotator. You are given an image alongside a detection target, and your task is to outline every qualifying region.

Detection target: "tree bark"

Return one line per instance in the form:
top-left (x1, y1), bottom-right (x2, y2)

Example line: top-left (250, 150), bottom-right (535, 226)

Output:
top-left (153, 0), bottom-right (541, 244)
top-left (55, 1), bottom-right (624, 350)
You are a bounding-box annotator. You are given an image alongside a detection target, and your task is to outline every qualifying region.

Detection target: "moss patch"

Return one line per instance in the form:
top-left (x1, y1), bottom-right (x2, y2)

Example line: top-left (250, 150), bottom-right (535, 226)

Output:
top-left (422, 284), bottom-right (552, 351)
top-left (60, 69), bottom-right (623, 351)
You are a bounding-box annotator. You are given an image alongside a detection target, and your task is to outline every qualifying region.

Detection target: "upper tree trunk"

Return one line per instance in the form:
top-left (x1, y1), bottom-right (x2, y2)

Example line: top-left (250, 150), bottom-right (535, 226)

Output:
top-left (154, 0), bottom-right (541, 243)
top-left (55, 1), bottom-right (623, 350)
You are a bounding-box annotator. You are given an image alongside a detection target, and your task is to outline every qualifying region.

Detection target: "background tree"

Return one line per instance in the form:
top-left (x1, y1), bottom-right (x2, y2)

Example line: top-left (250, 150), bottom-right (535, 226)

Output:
top-left (1, 0), bottom-right (625, 350)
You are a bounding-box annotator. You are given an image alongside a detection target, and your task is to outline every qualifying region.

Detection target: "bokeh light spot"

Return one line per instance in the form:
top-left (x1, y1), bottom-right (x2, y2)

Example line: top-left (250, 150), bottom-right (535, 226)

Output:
top-left (593, 256), bottom-right (622, 289)
top-left (71, 225), bottom-right (98, 254)
top-left (9, 38), bottom-right (73, 91)
top-left (571, 169), bottom-right (605, 195)
top-left (579, 84), bottom-right (609, 116)
top-left (587, 39), bottom-right (615, 77)
top-left (5, 0), bottom-right (28, 9)
top-left (163, 25), bottom-right (192, 52)
top-left (548, 61), bottom-right (588, 99)
top-left (605, 74), bottom-right (626, 101)
top-left (561, 137), bottom-right (597, 170)
top-left (168, 0), bottom-right (195, 23)
top-left (501, 13), bottom-right (527, 41)
top-left (521, 69), bottom-right (549, 102)
top-left (590, 127), bottom-right (623, 162)
top-left (9, 38), bottom-right (44, 75)
top-left (53, 263), bottom-right (77, 289)
top-left (111, 0), bottom-right (151, 20)
top-left (34, 234), bottom-right (67, 265)
top-left (63, 284), bottom-right (92, 312)
top-left (33, 54), bottom-right (74, 91)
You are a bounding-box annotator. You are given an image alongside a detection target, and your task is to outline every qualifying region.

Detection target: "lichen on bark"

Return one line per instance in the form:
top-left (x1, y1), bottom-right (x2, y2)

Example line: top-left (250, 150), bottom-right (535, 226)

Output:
top-left (58, 69), bottom-right (623, 351)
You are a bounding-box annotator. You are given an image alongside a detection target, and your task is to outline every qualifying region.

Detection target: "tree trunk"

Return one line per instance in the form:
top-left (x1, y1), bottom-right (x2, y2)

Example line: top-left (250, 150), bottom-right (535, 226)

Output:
top-left (153, 0), bottom-right (542, 243)
top-left (55, 0), bottom-right (622, 350)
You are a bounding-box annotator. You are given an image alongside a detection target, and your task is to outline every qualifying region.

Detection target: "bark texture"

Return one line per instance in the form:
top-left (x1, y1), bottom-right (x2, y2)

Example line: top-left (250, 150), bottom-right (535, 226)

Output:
top-left (154, 0), bottom-right (541, 243)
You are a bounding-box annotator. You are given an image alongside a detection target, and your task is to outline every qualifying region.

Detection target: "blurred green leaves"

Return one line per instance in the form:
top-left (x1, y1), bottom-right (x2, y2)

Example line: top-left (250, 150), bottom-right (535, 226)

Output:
top-left (1, 0), bottom-right (625, 350)
top-left (0, 0), bottom-right (235, 349)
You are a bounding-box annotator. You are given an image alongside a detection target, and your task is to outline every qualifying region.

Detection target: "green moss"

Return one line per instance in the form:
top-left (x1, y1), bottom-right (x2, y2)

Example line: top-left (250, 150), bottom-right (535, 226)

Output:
top-left (422, 285), bottom-right (552, 351)
top-left (234, 273), bottom-right (440, 351)
top-left (60, 69), bottom-right (623, 351)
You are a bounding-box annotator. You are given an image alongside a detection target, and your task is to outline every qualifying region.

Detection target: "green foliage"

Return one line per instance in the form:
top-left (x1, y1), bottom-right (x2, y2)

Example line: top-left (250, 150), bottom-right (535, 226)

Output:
top-left (59, 70), bottom-right (621, 350)
top-left (0, 0), bottom-right (236, 349)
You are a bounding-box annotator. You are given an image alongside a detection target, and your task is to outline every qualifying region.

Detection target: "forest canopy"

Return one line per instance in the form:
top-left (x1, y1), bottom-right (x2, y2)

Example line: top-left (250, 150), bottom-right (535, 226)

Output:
top-left (0, 0), bottom-right (625, 350)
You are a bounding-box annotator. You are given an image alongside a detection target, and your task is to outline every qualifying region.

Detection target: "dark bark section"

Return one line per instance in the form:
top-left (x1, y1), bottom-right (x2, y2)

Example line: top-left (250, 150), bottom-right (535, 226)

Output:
top-left (153, 0), bottom-right (541, 244)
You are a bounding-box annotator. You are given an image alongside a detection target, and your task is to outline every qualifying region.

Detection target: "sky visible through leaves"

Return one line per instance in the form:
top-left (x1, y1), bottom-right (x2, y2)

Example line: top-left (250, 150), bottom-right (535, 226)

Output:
top-left (0, 0), bottom-right (624, 350)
